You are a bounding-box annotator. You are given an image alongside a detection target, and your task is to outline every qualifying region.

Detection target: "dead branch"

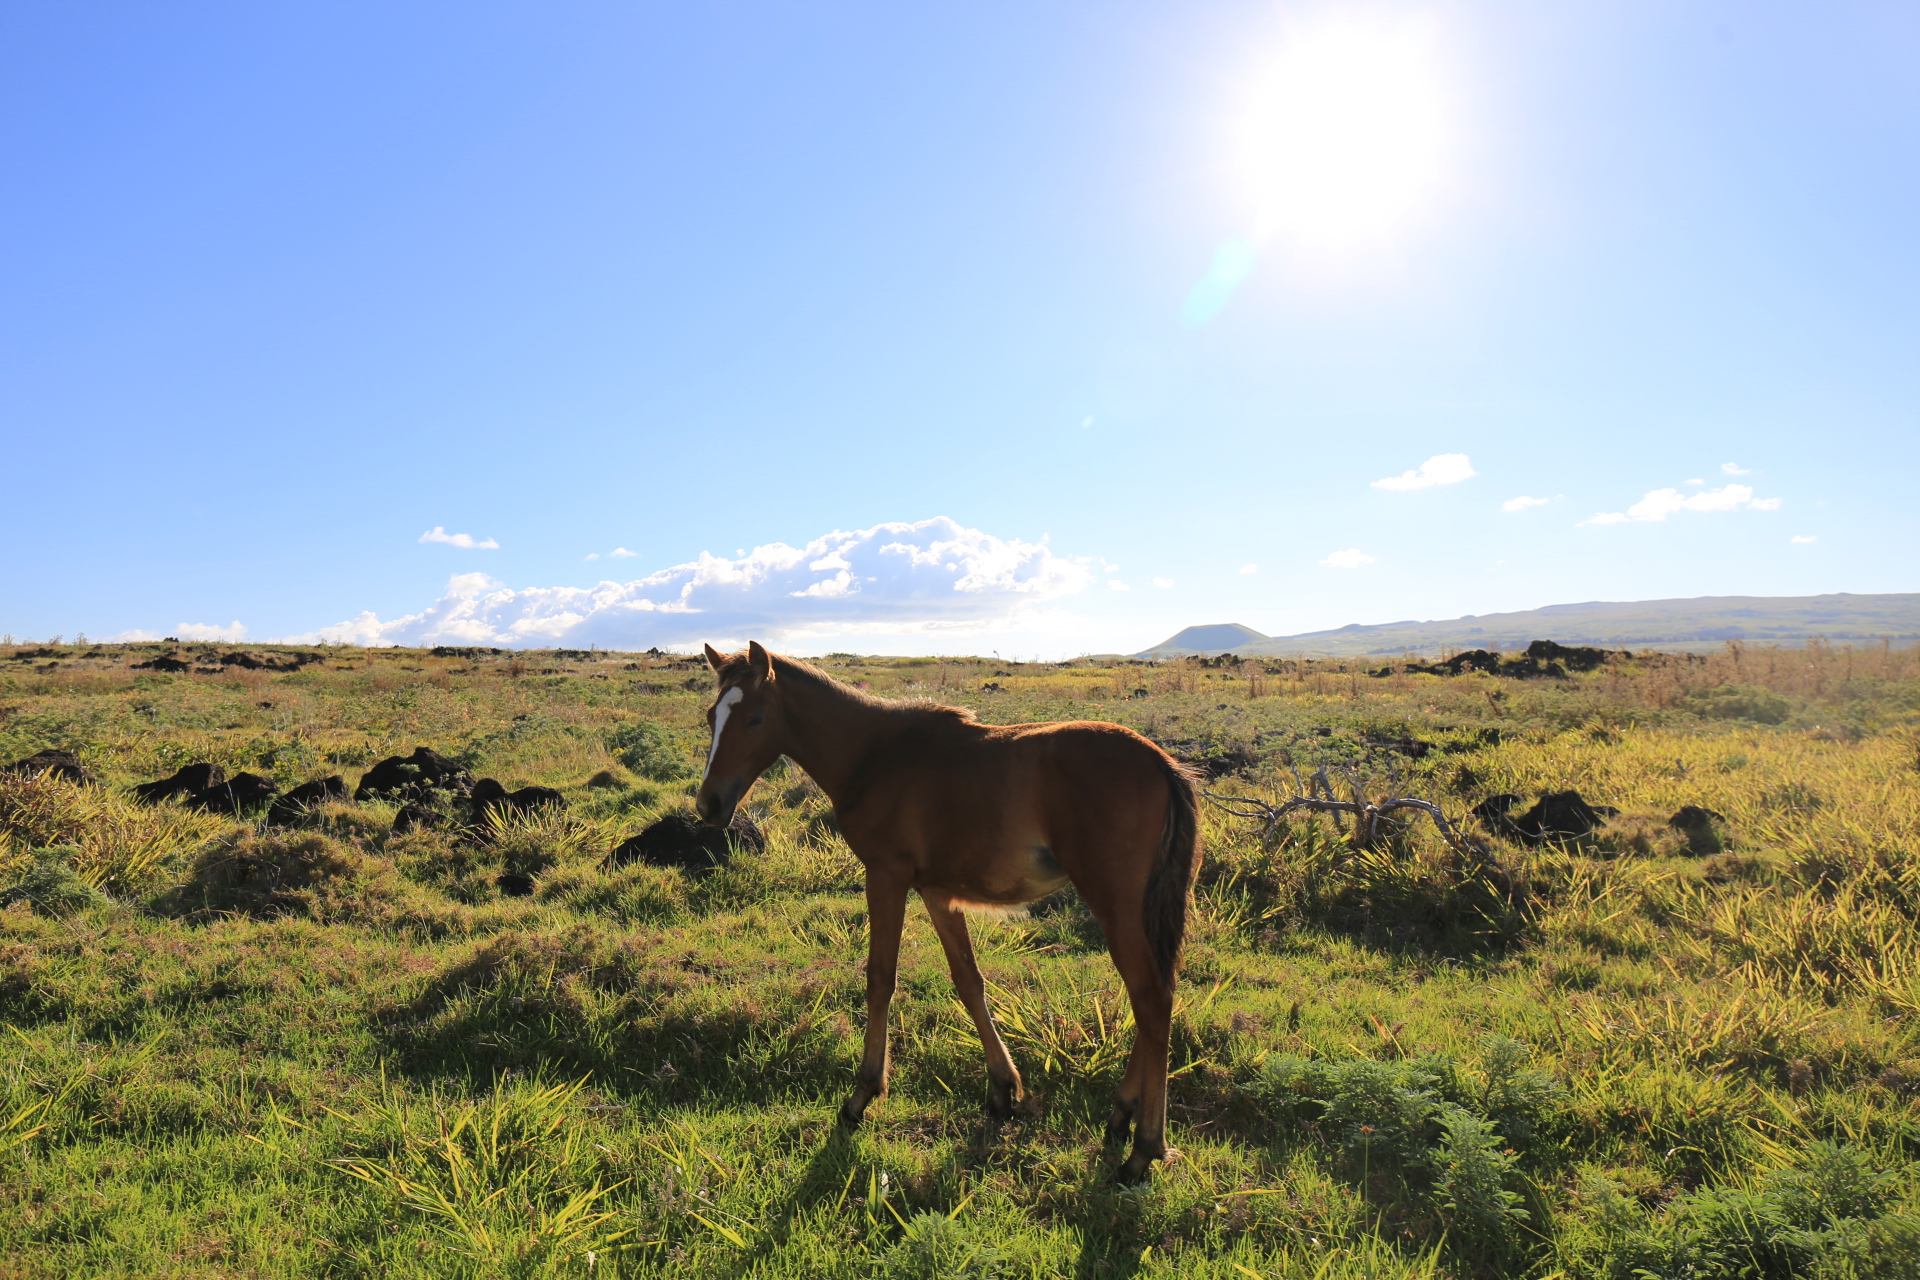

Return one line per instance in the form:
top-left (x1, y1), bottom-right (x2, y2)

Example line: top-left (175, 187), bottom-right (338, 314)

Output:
top-left (1204, 764), bottom-right (1482, 857)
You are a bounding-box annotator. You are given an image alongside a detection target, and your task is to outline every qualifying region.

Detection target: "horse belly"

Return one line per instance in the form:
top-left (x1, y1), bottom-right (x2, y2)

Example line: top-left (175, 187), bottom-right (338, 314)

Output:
top-left (941, 840), bottom-right (1069, 910)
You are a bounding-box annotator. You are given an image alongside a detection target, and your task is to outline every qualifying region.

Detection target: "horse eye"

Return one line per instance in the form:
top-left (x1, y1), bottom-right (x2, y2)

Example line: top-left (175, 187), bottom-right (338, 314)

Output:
top-left (746, 715), bottom-right (764, 727)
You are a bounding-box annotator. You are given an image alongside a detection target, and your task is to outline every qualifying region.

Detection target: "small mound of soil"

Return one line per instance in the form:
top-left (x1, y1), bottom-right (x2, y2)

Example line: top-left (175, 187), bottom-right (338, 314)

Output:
top-left (267, 776), bottom-right (350, 826)
top-left (187, 771), bottom-right (279, 815)
top-left (3, 750), bottom-right (98, 786)
top-left (134, 762), bottom-right (225, 805)
top-left (604, 810), bottom-right (765, 872)
top-left (159, 831), bottom-right (370, 921)
top-left (355, 747), bottom-right (472, 801)
top-left (1668, 805), bottom-right (1728, 856)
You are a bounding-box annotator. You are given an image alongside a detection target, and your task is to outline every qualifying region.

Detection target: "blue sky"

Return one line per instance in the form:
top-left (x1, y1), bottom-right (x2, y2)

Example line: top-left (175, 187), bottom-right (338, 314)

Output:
top-left (3, 1), bottom-right (1915, 656)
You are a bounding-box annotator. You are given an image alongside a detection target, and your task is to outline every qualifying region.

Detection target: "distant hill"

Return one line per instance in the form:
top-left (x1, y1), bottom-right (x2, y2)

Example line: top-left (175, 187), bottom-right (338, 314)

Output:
top-left (1132, 593), bottom-right (1920, 659)
top-left (1136, 623), bottom-right (1271, 657)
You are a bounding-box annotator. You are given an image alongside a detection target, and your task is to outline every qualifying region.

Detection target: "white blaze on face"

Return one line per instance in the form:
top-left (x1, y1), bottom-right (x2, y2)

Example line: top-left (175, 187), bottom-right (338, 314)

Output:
top-left (704, 686), bottom-right (745, 780)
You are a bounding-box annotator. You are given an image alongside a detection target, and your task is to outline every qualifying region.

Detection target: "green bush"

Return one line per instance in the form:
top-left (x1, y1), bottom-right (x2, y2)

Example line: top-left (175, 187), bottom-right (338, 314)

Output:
top-left (1685, 685), bottom-right (1792, 725)
top-left (1253, 1038), bottom-right (1561, 1255)
top-left (0, 846), bottom-right (108, 915)
top-left (874, 1212), bottom-right (1012, 1279)
top-left (1576, 1141), bottom-right (1917, 1280)
top-left (606, 720), bottom-right (696, 781)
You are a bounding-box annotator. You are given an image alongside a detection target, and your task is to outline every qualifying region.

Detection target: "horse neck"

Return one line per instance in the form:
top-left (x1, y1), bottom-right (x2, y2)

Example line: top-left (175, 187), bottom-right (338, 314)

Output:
top-left (773, 661), bottom-right (891, 802)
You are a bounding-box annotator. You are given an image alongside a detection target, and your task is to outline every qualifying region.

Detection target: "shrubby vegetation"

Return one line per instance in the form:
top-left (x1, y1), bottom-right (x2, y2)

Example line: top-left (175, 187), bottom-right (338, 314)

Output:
top-left (0, 637), bottom-right (1917, 1277)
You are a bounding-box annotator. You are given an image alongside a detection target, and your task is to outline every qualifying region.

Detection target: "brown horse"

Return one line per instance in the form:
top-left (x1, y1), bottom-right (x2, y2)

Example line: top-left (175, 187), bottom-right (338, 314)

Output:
top-left (695, 642), bottom-right (1201, 1183)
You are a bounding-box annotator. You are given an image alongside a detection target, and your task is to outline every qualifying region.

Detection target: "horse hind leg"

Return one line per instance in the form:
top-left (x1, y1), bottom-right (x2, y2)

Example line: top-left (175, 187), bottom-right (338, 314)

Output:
top-left (922, 892), bottom-right (1023, 1120)
top-left (839, 875), bottom-right (910, 1128)
top-left (1101, 917), bottom-right (1176, 1184)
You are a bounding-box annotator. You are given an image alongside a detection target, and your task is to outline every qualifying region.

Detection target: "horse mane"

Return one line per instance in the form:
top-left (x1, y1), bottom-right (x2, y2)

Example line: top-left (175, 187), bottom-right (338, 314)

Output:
top-left (711, 650), bottom-right (978, 725)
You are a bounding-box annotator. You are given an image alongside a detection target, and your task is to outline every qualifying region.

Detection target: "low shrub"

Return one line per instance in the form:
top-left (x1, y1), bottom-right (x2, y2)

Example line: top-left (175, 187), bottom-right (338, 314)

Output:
top-left (1252, 1037), bottom-right (1562, 1256)
top-left (1570, 1140), bottom-right (1919, 1280)
top-left (606, 721), bottom-right (697, 782)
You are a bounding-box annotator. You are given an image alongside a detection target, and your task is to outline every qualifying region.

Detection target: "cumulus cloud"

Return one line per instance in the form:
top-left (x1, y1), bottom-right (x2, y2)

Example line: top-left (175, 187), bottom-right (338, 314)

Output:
top-left (1320, 549), bottom-right (1377, 569)
top-left (1792, 535), bottom-right (1818, 544)
top-left (1582, 483), bottom-right (1779, 526)
top-left (1108, 580), bottom-right (1132, 591)
top-left (419, 527), bottom-right (500, 550)
top-left (1238, 563), bottom-right (1259, 575)
top-left (1372, 453), bottom-right (1476, 491)
top-left (610, 547), bottom-right (639, 559)
top-left (1501, 495), bottom-right (1549, 512)
top-left (1152, 577), bottom-right (1175, 589)
top-left (286, 518), bottom-right (1092, 649)
top-left (1721, 462), bottom-right (1752, 476)
top-left (174, 621), bottom-right (248, 642)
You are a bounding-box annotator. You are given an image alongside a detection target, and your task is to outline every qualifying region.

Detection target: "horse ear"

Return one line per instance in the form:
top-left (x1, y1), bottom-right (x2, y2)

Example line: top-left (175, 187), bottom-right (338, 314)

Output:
top-left (747, 641), bottom-right (775, 683)
top-left (704, 643), bottom-right (726, 673)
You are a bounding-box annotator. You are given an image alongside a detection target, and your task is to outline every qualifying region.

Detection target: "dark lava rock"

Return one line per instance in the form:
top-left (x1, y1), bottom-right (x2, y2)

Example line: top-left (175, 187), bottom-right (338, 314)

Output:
top-left (603, 811), bottom-right (766, 872)
top-left (188, 771), bottom-right (279, 815)
top-left (1513, 790), bottom-right (1614, 842)
top-left (505, 785), bottom-right (565, 813)
top-left (391, 802), bottom-right (447, 835)
top-left (355, 746), bottom-right (472, 801)
top-left (468, 778), bottom-right (509, 809)
top-left (1668, 805), bottom-right (1728, 856)
top-left (266, 775), bottom-right (350, 826)
top-left (134, 762), bottom-right (226, 805)
top-left (1362, 734), bottom-right (1432, 759)
top-left (496, 871), bottom-right (537, 897)
top-left (430, 645), bottom-right (504, 658)
top-left (464, 780), bottom-right (566, 817)
top-left (131, 654), bottom-right (194, 674)
top-left (4, 749), bottom-right (98, 786)
top-left (1470, 793), bottom-right (1525, 840)
top-left (1473, 789), bottom-right (1616, 845)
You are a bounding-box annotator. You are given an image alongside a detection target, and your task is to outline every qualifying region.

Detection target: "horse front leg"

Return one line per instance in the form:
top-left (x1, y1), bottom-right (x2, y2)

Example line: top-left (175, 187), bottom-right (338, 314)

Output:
top-left (839, 873), bottom-right (910, 1128)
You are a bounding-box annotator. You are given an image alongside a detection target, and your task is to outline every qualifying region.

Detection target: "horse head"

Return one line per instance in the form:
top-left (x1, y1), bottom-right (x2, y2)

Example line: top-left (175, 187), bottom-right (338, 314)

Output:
top-left (696, 640), bottom-right (784, 827)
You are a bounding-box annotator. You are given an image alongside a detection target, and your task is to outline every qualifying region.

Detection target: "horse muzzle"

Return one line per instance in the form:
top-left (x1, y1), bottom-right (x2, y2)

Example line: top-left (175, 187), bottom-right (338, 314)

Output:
top-left (696, 783), bottom-right (739, 828)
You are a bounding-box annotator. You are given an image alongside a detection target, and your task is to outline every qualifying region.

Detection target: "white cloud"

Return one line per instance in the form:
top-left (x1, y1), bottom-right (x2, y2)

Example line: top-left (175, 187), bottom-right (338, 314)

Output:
top-left (1372, 453), bottom-right (1476, 491)
top-left (1108, 580), bottom-right (1132, 591)
top-left (1320, 548), bottom-right (1377, 569)
top-left (1238, 563), bottom-right (1260, 575)
top-left (584, 553), bottom-right (600, 561)
top-left (1152, 577), bottom-right (1175, 589)
top-left (1684, 478), bottom-right (1704, 486)
top-left (1721, 462), bottom-right (1752, 476)
top-left (105, 629), bottom-right (163, 642)
top-left (1792, 535), bottom-right (1818, 544)
top-left (285, 518), bottom-right (1092, 649)
top-left (175, 621), bottom-right (248, 642)
top-left (610, 547), bottom-right (639, 558)
top-left (1581, 483), bottom-right (1779, 526)
top-left (419, 527), bottom-right (500, 550)
top-left (1501, 495), bottom-right (1549, 512)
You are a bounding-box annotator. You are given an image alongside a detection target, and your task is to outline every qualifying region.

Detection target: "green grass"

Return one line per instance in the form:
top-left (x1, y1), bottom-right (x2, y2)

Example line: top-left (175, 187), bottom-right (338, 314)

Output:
top-left (1, 640), bottom-right (1918, 1277)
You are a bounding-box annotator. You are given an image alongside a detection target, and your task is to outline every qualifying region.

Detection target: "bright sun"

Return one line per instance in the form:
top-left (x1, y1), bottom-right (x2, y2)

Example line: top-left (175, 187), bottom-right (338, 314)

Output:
top-left (1235, 11), bottom-right (1457, 257)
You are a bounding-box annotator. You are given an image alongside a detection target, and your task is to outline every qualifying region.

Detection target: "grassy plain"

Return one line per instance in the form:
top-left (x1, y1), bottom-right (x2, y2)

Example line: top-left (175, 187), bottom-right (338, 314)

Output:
top-left (2, 638), bottom-right (1918, 1278)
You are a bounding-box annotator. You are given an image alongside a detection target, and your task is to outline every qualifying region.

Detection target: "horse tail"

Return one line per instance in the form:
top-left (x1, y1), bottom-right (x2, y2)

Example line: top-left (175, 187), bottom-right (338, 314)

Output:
top-left (1144, 758), bottom-right (1203, 989)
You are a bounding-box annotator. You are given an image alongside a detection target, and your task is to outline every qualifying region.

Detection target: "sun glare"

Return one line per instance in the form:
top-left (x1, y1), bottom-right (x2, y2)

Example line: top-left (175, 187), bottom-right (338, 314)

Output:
top-left (1236, 11), bottom-right (1457, 257)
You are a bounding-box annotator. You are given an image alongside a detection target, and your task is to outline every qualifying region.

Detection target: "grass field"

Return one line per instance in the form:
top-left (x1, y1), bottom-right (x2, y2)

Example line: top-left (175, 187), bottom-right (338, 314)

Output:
top-left (2, 638), bottom-right (1918, 1278)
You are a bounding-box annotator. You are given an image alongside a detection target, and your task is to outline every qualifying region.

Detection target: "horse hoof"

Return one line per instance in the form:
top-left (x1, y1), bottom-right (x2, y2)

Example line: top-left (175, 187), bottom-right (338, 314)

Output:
top-left (985, 1082), bottom-right (1018, 1122)
top-left (837, 1101), bottom-right (865, 1129)
top-left (1110, 1154), bottom-right (1155, 1186)
top-left (1103, 1110), bottom-right (1133, 1145)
